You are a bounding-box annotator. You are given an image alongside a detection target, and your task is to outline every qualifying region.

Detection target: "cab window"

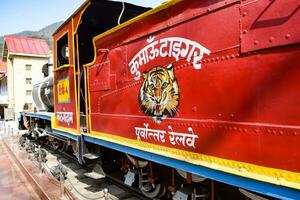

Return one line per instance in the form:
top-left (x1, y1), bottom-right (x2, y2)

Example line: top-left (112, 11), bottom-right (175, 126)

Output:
top-left (56, 33), bottom-right (69, 67)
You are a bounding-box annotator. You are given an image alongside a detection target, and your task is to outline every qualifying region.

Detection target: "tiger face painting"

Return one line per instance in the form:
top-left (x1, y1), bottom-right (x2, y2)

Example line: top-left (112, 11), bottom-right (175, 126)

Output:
top-left (139, 64), bottom-right (179, 123)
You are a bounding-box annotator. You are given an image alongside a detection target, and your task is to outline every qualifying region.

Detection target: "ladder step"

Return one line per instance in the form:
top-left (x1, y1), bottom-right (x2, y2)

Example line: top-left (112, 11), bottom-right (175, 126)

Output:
top-left (83, 153), bottom-right (100, 160)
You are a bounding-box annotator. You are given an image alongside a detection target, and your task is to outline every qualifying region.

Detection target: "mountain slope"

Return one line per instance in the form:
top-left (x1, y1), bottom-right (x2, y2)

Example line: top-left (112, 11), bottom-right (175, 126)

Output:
top-left (0, 21), bottom-right (63, 52)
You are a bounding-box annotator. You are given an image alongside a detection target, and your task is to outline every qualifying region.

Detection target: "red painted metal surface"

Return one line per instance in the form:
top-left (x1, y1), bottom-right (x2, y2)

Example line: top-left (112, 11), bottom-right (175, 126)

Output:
top-left (4, 35), bottom-right (49, 56)
top-left (53, 21), bottom-right (78, 131)
top-left (241, 0), bottom-right (300, 52)
top-left (87, 0), bottom-right (300, 176)
top-left (52, 2), bottom-right (92, 132)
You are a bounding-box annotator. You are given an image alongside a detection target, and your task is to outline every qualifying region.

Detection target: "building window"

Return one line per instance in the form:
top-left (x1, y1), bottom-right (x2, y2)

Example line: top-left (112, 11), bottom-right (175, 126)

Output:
top-left (25, 64), bottom-right (32, 70)
top-left (26, 90), bottom-right (32, 96)
top-left (26, 78), bottom-right (32, 84)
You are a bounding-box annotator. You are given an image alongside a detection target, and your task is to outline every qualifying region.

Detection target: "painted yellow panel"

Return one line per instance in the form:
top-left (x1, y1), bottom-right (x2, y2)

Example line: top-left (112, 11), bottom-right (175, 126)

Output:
top-left (58, 78), bottom-right (70, 103)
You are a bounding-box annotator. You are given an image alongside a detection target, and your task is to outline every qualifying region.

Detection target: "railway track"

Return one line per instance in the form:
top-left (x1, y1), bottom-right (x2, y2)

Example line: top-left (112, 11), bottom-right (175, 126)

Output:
top-left (46, 145), bottom-right (150, 200)
top-left (12, 133), bottom-right (151, 200)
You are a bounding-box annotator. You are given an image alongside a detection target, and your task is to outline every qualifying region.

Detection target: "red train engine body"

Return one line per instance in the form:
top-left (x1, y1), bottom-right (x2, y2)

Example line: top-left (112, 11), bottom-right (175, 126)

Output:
top-left (22, 0), bottom-right (300, 199)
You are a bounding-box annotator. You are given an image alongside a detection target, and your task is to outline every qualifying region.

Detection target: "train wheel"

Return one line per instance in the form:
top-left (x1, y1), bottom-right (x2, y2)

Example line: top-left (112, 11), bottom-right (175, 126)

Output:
top-left (52, 139), bottom-right (62, 151)
top-left (58, 142), bottom-right (67, 152)
top-left (157, 185), bottom-right (167, 198)
top-left (140, 183), bottom-right (166, 199)
top-left (70, 141), bottom-right (78, 153)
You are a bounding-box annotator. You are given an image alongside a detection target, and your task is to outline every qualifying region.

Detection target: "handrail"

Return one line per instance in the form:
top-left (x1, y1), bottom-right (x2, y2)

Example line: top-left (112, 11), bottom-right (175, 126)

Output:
top-left (53, 64), bottom-right (73, 72)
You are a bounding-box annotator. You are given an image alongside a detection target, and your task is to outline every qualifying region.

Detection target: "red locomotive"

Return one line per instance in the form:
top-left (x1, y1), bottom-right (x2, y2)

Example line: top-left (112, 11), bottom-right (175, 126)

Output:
top-left (20, 0), bottom-right (300, 199)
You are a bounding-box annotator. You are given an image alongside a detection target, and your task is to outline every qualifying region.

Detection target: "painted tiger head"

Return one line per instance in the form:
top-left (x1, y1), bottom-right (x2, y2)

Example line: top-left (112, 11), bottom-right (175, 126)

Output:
top-left (139, 64), bottom-right (179, 123)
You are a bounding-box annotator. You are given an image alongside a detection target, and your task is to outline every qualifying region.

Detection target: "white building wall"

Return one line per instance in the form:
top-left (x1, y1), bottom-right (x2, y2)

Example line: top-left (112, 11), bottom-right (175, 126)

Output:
top-left (0, 77), bottom-right (8, 104)
top-left (7, 57), bottom-right (14, 109)
top-left (11, 55), bottom-right (48, 119)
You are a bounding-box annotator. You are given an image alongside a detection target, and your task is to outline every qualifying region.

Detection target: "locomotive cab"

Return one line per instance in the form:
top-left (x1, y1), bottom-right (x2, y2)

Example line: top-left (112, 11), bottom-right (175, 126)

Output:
top-left (52, 0), bottom-right (150, 133)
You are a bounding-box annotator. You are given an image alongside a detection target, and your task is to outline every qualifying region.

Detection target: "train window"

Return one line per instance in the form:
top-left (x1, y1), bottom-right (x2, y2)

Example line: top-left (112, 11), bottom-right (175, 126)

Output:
top-left (56, 33), bottom-right (69, 67)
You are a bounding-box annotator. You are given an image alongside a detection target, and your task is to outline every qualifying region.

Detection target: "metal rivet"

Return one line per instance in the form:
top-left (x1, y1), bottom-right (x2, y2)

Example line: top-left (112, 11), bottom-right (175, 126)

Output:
top-left (285, 34), bottom-right (291, 39)
top-left (242, 12), bottom-right (247, 17)
top-left (192, 106), bottom-right (197, 112)
top-left (293, 132), bottom-right (298, 136)
top-left (269, 37), bottom-right (275, 43)
top-left (231, 54), bottom-right (235, 58)
top-left (243, 30), bottom-right (248, 34)
top-left (254, 40), bottom-right (259, 45)
top-left (279, 131), bottom-right (283, 135)
top-left (218, 113), bottom-right (222, 117)
top-left (230, 114), bottom-right (234, 118)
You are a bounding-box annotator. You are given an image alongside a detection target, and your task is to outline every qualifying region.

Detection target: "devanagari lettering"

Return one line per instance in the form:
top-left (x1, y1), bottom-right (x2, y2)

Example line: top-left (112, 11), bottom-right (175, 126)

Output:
top-left (128, 37), bottom-right (211, 80)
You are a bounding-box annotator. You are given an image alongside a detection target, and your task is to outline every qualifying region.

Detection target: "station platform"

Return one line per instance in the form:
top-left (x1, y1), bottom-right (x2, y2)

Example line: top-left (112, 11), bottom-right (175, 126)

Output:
top-left (0, 139), bottom-right (40, 200)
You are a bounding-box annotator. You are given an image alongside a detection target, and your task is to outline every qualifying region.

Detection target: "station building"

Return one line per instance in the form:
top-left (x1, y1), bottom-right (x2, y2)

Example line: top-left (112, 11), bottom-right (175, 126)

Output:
top-left (0, 60), bottom-right (7, 119)
top-left (0, 36), bottom-right (49, 120)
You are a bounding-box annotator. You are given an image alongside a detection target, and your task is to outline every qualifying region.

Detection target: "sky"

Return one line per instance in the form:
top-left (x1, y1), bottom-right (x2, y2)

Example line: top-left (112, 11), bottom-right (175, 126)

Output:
top-left (0, 0), bottom-right (165, 36)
